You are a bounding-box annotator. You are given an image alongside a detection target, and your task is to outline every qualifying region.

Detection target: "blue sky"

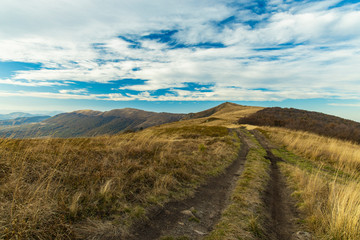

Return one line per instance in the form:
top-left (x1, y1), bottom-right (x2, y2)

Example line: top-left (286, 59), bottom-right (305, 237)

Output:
top-left (0, 0), bottom-right (360, 121)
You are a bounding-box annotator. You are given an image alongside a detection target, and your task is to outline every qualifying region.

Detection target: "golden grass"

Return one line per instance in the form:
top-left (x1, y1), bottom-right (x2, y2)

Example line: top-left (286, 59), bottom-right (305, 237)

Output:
top-left (203, 106), bottom-right (263, 128)
top-left (280, 164), bottom-right (360, 239)
top-left (159, 104), bottom-right (262, 130)
top-left (265, 127), bottom-right (360, 176)
top-left (0, 125), bottom-right (239, 239)
top-left (264, 127), bottom-right (360, 239)
top-left (206, 130), bottom-right (270, 240)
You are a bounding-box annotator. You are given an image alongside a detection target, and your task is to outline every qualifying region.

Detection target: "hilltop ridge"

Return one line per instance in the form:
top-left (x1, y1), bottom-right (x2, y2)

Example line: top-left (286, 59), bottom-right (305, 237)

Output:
top-left (239, 107), bottom-right (360, 143)
top-left (0, 102), bottom-right (261, 138)
top-left (1, 102), bottom-right (358, 140)
top-left (183, 102), bottom-right (242, 120)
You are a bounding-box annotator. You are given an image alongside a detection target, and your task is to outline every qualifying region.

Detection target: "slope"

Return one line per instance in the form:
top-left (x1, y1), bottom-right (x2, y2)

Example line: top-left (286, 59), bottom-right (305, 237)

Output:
top-left (0, 108), bottom-right (186, 138)
top-left (166, 102), bottom-right (263, 129)
top-left (239, 107), bottom-right (360, 143)
top-left (0, 116), bottom-right (50, 128)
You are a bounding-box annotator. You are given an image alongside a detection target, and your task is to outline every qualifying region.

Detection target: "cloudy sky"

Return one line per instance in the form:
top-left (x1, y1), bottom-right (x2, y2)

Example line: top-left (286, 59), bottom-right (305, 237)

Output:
top-left (0, 0), bottom-right (360, 120)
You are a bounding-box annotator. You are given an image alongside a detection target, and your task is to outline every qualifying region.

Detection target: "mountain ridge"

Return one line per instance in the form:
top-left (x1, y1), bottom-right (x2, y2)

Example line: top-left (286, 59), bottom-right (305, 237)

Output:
top-left (0, 116), bottom-right (51, 128)
top-left (1, 103), bottom-right (359, 139)
top-left (0, 108), bottom-right (188, 138)
top-left (0, 112), bottom-right (45, 120)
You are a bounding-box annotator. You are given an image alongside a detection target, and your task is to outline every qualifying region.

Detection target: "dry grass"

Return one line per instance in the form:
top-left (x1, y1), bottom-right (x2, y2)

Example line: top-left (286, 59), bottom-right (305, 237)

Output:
top-left (206, 130), bottom-right (270, 240)
top-left (203, 106), bottom-right (263, 128)
top-left (280, 164), bottom-right (360, 239)
top-left (265, 127), bottom-right (360, 176)
top-left (160, 104), bottom-right (262, 130)
top-left (264, 127), bottom-right (360, 239)
top-left (0, 125), bottom-right (239, 239)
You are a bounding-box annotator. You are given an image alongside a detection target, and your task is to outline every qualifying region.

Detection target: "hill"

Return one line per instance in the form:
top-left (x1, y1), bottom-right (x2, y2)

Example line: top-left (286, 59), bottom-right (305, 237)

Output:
top-left (238, 107), bottom-right (360, 143)
top-left (0, 116), bottom-right (50, 128)
top-left (0, 108), bottom-right (186, 138)
top-left (0, 112), bottom-right (45, 120)
top-left (176, 102), bottom-right (263, 128)
top-left (184, 102), bottom-right (241, 119)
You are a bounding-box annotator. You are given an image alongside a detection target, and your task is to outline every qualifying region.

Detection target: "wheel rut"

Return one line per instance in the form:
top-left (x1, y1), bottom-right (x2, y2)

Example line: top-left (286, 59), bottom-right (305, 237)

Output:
top-left (129, 130), bottom-right (250, 240)
top-left (252, 130), bottom-right (301, 240)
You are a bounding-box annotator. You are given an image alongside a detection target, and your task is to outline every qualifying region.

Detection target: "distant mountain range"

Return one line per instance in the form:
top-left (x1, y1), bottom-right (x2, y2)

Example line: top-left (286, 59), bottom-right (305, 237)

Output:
top-left (0, 112), bottom-right (43, 120)
top-left (0, 108), bottom-right (188, 138)
top-left (1, 103), bottom-right (359, 140)
top-left (0, 116), bottom-right (51, 127)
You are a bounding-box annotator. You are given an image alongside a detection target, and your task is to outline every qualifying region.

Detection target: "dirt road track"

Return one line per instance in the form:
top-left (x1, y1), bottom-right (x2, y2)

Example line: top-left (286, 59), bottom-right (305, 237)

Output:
top-left (130, 130), bottom-right (249, 240)
top-left (252, 130), bottom-right (301, 240)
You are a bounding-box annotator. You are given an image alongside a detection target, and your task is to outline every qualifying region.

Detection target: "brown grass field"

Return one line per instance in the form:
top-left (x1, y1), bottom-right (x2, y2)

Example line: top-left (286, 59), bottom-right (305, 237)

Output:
top-left (0, 125), bottom-right (239, 239)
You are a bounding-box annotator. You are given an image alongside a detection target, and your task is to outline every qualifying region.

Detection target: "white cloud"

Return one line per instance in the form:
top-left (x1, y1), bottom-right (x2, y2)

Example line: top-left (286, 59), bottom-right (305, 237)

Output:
top-left (0, 0), bottom-right (360, 102)
top-left (59, 89), bottom-right (88, 94)
top-left (0, 78), bottom-right (66, 86)
top-left (0, 90), bottom-right (134, 101)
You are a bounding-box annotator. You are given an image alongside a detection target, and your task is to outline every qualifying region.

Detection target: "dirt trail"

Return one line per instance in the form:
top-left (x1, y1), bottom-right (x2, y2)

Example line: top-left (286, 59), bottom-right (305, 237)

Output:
top-left (130, 130), bottom-right (249, 240)
top-left (252, 130), bottom-right (300, 240)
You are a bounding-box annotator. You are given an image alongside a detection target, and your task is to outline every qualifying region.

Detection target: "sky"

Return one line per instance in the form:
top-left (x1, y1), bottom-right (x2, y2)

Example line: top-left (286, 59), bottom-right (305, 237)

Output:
top-left (0, 0), bottom-right (360, 121)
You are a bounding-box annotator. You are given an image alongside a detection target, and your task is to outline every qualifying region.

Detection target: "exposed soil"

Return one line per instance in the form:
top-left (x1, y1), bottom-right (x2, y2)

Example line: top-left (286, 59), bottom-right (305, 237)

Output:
top-left (129, 130), bottom-right (249, 240)
top-left (252, 130), bottom-right (301, 240)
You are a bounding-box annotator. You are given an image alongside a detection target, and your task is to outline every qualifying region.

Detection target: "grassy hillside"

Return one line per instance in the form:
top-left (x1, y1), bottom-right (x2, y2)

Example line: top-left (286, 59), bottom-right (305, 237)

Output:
top-left (168, 102), bottom-right (263, 129)
top-left (239, 107), bottom-right (360, 143)
top-left (0, 124), bottom-right (240, 239)
top-left (263, 127), bottom-right (360, 239)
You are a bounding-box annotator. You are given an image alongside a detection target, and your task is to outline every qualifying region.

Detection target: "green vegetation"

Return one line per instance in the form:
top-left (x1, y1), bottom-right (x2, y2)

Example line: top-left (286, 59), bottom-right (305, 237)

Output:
top-left (206, 130), bottom-right (270, 240)
top-left (158, 125), bottom-right (229, 138)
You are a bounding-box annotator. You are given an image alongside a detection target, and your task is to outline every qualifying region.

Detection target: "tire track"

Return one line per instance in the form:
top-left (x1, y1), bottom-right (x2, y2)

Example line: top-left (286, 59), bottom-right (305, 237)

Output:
top-left (252, 130), bottom-right (300, 240)
top-left (129, 130), bottom-right (249, 240)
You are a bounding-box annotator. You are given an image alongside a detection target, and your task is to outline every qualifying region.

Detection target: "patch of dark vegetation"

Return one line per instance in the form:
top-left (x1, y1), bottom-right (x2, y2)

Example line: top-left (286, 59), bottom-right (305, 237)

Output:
top-left (203, 117), bottom-right (221, 123)
top-left (239, 107), bottom-right (360, 143)
top-left (160, 126), bottom-right (229, 138)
